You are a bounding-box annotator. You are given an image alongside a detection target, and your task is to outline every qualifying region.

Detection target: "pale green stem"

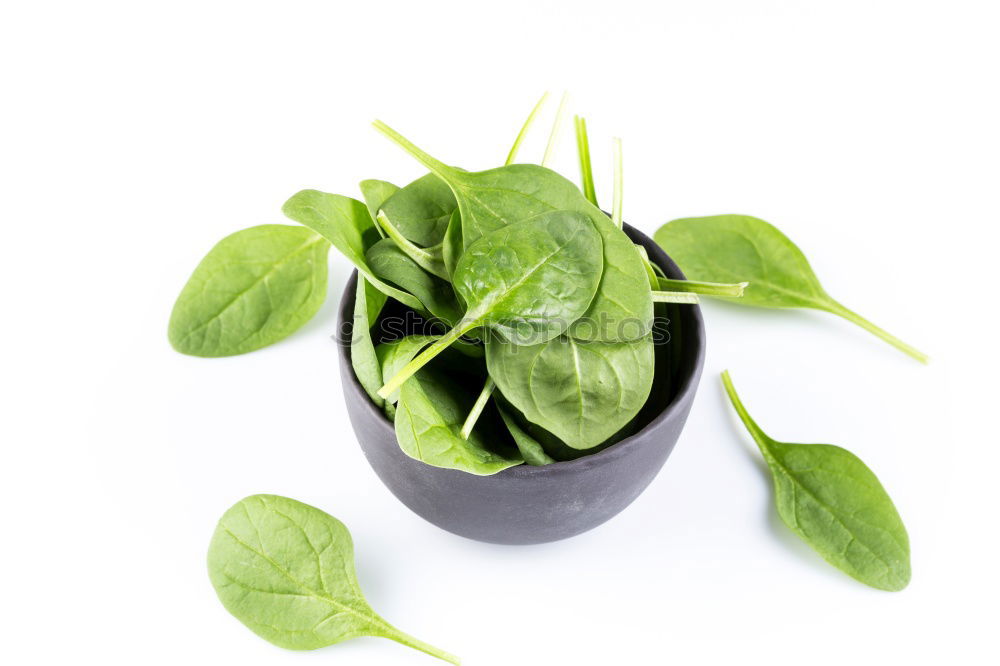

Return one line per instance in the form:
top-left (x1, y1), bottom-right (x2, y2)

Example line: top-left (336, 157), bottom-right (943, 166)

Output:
top-left (822, 300), bottom-right (929, 364)
top-left (574, 116), bottom-right (598, 206)
top-left (657, 277), bottom-right (748, 298)
top-left (651, 290), bottom-right (700, 304)
top-left (611, 137), bottom-right (623, 228)
top-left (377, 320), bottom-right (478, 399)
top-left (376, 211), bottom-right (449, 280)
top-left (541, 92), bottom-right (569, 167)
top-left (720, 370), bottom-right (772, 451)
top-left (384, 624), bottom-right (461, 665)
top-left (372, 120), bottom-right (454, 179)
top-left (460, 377), bottom-right (495, 440)
top-left (506, 92), bottom-right (549, 165)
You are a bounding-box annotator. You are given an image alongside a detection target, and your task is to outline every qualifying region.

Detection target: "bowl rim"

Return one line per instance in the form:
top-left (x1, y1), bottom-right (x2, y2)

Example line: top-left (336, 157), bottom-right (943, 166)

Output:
top-left (336, 222), bottom-right (706, 477)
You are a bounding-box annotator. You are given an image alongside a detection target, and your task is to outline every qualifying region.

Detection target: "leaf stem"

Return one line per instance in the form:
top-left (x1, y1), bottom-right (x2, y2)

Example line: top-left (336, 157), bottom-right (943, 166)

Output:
top-left (385, 626), bottom-right (461, 665)
top-left (460, 377), bottom-right (495, 439)
top-left (823, 300), bottom-right (929, 364)
top-left (541, 92), bottom-right (569, 167)
top-left (376, 211), bottom-right (449, 280)
top-left (719, 370), bottom-right (772, 452)
top-left (657, 277), bottom-right (748, 298)
top-left (651, 290), bottom-right (700, 304)
top-left (377, 320), bottom-right (478, 399)
top-left (611, 137), bottom-right (623, 228)
top-left (372, 120), bottom-right (454, 180)
top-left (574, 116), bottom-right (598, 206)
top-left (506, 92), bottom-right (550, 165)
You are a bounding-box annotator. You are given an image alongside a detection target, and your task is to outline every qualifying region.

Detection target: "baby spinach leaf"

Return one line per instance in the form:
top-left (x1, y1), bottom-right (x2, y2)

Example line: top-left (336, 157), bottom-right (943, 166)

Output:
top-left (441, 209), bottom-right (464, 278)
top-left (281, 189), bottom-right (423, 312)
top-left (486, 334), bottom-right (654, 449)
top-left (366, 239), bottom-right (462, 326)
top-left (378, 172), bottom-right (456, 247)
top-left (169, 225), bottom-right (329, 357)
top-left (371, 121), bottom-right (652, 341)
top-left (498, 408), bottom-right (556, 465)
top-left (376, 211), bottom-right (449, 280)
top-left (207, 494), bottom-right (459, 663)
top-left (351, 277), bottom-right (387, 408)
top-left (395, 365), bottom-right (523, 475)
top-left (654, 215), bottom-right (927, 362)
top-left (377, 210), bottom-right (604, 399)
top-left (376, 334), bottom-right (439, 406)
top-left (720, 371), bottom-right (911, 591)
top-left (358, 179), bottom-right (399, 236)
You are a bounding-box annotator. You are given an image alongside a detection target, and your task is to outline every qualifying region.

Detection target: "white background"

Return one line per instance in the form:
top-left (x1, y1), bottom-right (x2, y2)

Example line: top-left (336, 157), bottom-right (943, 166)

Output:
top-left (3, 1), bottom-right (998, 664)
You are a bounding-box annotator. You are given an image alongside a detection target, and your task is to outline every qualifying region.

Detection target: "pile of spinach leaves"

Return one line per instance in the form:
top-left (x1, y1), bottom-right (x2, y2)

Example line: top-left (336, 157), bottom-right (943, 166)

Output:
top-left (173, 95), bottom-right (920, 595)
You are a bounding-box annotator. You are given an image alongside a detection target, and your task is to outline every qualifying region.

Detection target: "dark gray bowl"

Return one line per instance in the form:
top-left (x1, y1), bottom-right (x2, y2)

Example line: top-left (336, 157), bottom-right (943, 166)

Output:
top-left (336, 224), bottom-right (706, 545)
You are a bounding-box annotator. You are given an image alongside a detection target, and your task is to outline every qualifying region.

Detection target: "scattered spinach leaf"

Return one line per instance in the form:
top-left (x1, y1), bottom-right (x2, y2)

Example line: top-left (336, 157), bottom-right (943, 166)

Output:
top-left (721, 371), bottom-right (911, 591)
top-left (169, 225), bottom-right (330, 357)
top-left (654, 215), bottom-right (927, 362)
top-left (207, 494), bottom-right (459, 663)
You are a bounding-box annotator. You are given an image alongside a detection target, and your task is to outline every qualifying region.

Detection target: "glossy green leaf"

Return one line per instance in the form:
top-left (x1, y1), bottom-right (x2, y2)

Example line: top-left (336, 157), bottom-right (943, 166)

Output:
top-left (358, 179), bottom-right (399, 236)
top-left (372, 120), bottom-right (652, 342)
top-left (441, 209), bottom-right (463, 279)
top-left (281, 189), bottom-right (423, 311)
top-left (498, 408), bottom-right (556, 465)
top-left (654, 215), bottom-right (927, 362)
top-left (376, 210), bottom-right (449, 280)
top-left (169, 225), bottom-right (329, 357)
top-left (395, 366), bottom-right (523, 475)
top-left (207, 494), bottom-right (459, 663)
top-left (376, 211), bottom-right (604, 399)
top-left (378, 172), bottom-right (456, 247)
top-left (721, 372), bottom-right (911, 591)
top-left (366, 238), bottom-right (462, 325)
top-left (351, 277), bottom-right (387, 408)
top-left (376, 335), bottom-right (438, 406)
top-left (487, 334), bottom-right (654, 449)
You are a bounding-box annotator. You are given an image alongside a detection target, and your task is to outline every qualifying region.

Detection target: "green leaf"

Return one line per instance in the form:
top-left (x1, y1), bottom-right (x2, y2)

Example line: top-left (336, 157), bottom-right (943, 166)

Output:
top-left (395, 365), bottom-right (523, 475)
top-left (498, 408), bottom-right (556, 465)
top-left (378, 172), bottom-right (456, 247)
top-left (207, 494), bottom-right (459, 663)
top-left (487, 334), bottom-right (654, 449)
top-left (377, 210), bottom-right (604, 400)
top-left (441, 209), bottom-right (463, 279)
top-left (358, 179), bottom-right (400, 236)
top-left (371, 120), bottom-right (652, 342)
top-left (654, 215), bottom-right (927, 362)
top-left (376, 335), bottom-right (439, 406)
top-left (366, 238), bottom-right (462, 325)
top-left (281, 189), bottom-right (423, 312)
top-left (351, 277), bottom-right (387, 408)
top-left (376, 210), bottom-right (449, 280)
top-left (720, 372), bottom-right (911, 591)
top-left (169, 225), bottom-right (329, 357)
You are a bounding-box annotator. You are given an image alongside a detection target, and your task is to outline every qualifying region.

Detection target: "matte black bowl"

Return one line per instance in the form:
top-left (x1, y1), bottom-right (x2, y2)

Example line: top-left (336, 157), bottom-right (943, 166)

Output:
top-left (336, 223), bottom-right (706, 545)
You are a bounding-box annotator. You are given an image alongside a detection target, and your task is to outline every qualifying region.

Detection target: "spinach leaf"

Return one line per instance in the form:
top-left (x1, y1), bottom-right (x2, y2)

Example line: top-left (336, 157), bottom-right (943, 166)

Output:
top-left (351, 277), bottom-right (387, 408)
top-left (376, 211), bottom-right (449, 280)
top-left (441, 209), bottom-right (463, 279)
top-left (378, 172), bottom-right (456, 247)
top-left (366, 239), bottom-right (462, 325)
top-left (376, 334), bottom-right (439, 407)
top-left (372, 121), bottom-right (652, 342)
top-left (169, 225), bottom-right (329, 357)
top-left (654, 215), bottom-right (927, 362)
top-left (207, 494), bottom-right (459, 663)
top-left (395, 365), bottom-right (523, 474)
top-left (281, 189), bottom-right (424, 311)
top-left (721, 372), bottom-right (911, 591)
top-left (498, 408), bottom-right (556, 465)
top-left (377, 210), bottom-right (604, 399)
top-left (487, 334), bottom-right (654, 450)
top-left (358, 179), bottom-right (399, 236)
